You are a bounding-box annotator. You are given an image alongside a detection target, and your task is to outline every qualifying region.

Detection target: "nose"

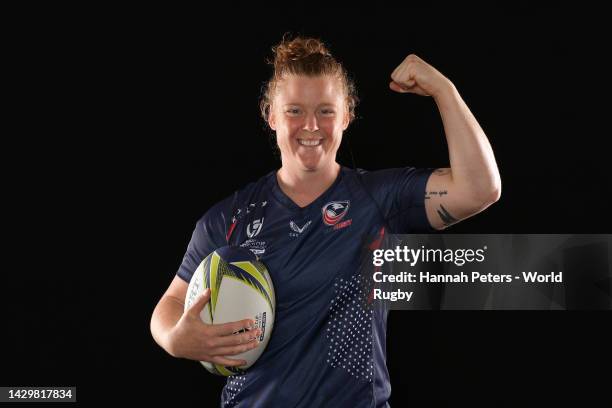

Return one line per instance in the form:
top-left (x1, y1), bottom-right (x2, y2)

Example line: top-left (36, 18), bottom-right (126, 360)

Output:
top-left (302, 112), bottom-right (319, 133)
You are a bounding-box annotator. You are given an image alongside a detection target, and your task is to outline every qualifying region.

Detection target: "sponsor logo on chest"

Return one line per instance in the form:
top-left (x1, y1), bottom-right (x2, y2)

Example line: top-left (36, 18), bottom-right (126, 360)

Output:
top-left (289, 220), bottom-right (312, 238)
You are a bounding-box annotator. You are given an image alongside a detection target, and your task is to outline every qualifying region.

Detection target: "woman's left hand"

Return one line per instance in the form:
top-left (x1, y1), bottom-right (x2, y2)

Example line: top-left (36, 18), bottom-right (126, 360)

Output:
top-left (389, 54), bottom-right (453, 97)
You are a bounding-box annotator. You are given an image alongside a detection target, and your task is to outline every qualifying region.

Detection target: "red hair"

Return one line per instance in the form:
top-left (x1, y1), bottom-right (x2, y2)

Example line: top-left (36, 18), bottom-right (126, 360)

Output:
top-left (259, 34), bottom-right (359, 127)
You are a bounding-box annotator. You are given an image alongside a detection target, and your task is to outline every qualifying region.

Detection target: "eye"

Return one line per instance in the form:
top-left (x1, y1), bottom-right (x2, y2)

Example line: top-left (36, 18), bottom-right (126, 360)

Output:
top-left (285, 108), bottom-right (300, 115)
top-left (321, 109), bottom-right (335, 115)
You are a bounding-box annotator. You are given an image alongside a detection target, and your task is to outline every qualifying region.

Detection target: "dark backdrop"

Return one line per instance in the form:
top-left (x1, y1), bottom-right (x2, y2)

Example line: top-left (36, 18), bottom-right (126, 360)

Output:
top-left (4, 5), bottom-right (610, 407)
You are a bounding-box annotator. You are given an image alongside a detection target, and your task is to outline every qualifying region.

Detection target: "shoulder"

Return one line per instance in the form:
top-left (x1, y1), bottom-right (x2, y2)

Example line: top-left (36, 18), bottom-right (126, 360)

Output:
top-left (344, 166), bottom-right (434, 192)
top-left (198, 171), bottom-right (274, 228)
top-left (235, 171), bottom-right (275, 202)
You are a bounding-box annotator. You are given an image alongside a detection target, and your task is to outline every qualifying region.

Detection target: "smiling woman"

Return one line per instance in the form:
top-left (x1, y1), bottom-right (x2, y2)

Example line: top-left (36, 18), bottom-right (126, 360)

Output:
top-left (150, 33), bottom-right (501, 408)
top-left (271, 75), bottom-right (345, 167)
top-left (259, 36), bottom-right (359, 207)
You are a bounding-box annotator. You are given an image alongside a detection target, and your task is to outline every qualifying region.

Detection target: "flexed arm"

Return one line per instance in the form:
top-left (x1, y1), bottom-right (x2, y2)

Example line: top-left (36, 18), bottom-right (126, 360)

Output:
top-left (390, 54), bottom-right (501, 230)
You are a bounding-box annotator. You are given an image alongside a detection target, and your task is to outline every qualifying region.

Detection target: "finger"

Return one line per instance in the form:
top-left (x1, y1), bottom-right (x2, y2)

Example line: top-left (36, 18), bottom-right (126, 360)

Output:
top-left (210, 355), bottom-right (249, 367)
top-left (391, 59), bottom-right (410, 82)
top-left (211, 338), bottom-right (260, 357)
top-left (186, 288), bottom-right (211, 316)
top-left (205, 328), bottom-right (260, 348)
top-left (391, 64), bottom-right (402, 80)
top-left (404, 79), bottom-right (416, 88)
top-left (391, 69), bottom-right (415, 87)
top-left (208, 318), bottom-right (256, 336)
top-left (214, 329), bottom-right (262, 348)
top-left (389, 81), bottom-right (407, 93)
top-left (390, 81), bottom-right (411, 93)
top-left (405, 53), bottom-right (421, 63)
top-left (390, 71), bottom-right (402, 84)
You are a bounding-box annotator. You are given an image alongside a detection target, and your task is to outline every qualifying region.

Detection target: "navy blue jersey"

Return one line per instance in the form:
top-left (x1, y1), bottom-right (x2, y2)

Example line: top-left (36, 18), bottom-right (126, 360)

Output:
top-left (177, 166), bottom-right (436, 407)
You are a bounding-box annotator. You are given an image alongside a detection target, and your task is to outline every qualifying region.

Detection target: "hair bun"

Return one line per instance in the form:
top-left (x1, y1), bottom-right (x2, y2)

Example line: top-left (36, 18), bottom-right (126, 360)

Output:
top-left (270, 35), bottom-right (331, 68)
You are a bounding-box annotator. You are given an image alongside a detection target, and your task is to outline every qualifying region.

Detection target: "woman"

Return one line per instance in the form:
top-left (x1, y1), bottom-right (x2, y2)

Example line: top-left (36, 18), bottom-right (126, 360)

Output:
top-left (150, 35), bottom-right (501, 407)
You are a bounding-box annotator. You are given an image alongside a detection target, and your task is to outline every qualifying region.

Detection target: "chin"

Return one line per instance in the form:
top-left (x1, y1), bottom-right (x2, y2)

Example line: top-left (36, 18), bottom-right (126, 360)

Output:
top-left (294, 153), bottom-right (324, 172)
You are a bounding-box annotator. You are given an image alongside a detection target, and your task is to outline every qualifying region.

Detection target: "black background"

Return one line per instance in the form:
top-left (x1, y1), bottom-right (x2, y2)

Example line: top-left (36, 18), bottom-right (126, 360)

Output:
top-left (4, 5), bottom-right (611, 407)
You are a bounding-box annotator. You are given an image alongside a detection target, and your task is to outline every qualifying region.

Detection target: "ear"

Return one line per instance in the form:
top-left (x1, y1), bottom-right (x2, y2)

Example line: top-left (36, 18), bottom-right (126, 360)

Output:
top-left (268, 106), bottom-right (277, 131)
top-left (342, 110), bottom-right (350, 131)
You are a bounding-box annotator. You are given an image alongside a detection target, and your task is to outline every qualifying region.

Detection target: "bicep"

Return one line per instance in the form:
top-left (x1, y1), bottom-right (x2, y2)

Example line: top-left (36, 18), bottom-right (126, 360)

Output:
top-left (424, 168), bottom-right (492, 230)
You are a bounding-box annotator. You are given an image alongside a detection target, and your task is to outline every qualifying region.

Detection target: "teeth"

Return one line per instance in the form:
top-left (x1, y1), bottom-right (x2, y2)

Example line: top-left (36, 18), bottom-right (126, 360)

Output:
top-left (298, 139), bottom-right (322, 146)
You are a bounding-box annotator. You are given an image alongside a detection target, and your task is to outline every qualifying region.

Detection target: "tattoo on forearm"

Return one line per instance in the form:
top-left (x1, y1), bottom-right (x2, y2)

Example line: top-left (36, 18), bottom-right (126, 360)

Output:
top-left (437, 204), bottom-right (458, 226)
top-left (424, 190), bottom-right (448, 200)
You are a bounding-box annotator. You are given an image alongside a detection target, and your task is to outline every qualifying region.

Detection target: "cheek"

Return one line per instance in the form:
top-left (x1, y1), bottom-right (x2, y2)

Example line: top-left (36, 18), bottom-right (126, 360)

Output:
top-left (310, 116), bottom-right (339, 134)
top-left (280, 119), bottom-right (305, 138)
top-left (323, 118), bottom-right (344, 138)
top-left (275, 120), bottom-right (300, 147)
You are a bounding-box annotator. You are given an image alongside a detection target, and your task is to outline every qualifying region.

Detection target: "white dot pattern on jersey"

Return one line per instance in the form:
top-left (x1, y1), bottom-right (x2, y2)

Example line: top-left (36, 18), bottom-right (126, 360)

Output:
top-left (224, 374), bottom-right (246, 407)
top-left (325, 273), bottom-right (374, 382)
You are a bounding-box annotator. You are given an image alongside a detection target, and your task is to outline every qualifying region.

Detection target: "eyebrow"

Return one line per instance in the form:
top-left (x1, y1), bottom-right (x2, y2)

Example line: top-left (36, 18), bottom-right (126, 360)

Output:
top-left (283, 103), bottom-right (337, 107)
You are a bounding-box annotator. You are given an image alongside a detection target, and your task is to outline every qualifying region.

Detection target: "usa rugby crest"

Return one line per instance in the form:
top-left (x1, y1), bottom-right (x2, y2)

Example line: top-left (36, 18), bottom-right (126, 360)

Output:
top-left (322, 201), bottom-right (350, 226)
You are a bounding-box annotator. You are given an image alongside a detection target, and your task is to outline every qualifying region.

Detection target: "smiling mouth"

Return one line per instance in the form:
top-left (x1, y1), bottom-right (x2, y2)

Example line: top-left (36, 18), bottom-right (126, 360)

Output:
top-left (298, 139), bottom-right (322, 147)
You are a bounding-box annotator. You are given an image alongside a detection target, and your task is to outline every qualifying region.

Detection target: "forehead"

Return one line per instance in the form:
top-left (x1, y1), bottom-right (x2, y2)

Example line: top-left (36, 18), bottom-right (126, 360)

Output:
top-left (275, 75), bottom-right (344, 105)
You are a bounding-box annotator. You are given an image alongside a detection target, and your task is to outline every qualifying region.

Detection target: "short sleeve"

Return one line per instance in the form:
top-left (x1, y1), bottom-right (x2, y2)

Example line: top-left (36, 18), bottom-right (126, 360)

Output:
top-left (360, 167), bottom-right (436, 233)
top-left (176, 196), bottom-right (234, 283)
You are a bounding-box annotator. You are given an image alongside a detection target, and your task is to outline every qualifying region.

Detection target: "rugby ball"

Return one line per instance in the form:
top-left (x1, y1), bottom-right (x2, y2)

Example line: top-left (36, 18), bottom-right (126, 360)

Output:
top-left (185, 245), bottom-right (275, 376)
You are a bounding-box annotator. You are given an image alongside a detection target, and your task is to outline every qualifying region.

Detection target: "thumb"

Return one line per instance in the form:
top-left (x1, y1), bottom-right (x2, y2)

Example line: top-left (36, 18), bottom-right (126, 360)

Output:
top-left (389, 80), bottom-right (414, 93)
top-left (187, 288), bottom-right (211, 316)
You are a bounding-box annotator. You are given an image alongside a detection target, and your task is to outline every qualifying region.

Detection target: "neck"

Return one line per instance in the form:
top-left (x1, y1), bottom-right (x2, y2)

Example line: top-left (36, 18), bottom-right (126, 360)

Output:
top-left (277, 161), bottom-right (341, 199)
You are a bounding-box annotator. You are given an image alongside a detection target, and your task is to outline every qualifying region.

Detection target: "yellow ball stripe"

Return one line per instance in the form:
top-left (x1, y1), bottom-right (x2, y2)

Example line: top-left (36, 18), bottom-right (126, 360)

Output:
top-left (230, 261), bottom-right (274, 312)
top-left (208, 252), bottom-right (221, 315)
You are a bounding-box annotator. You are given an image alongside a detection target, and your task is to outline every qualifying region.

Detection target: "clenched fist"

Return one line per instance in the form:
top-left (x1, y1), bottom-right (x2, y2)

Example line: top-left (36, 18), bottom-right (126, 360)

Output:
top-left (390, 54), bottom-right (453, 97)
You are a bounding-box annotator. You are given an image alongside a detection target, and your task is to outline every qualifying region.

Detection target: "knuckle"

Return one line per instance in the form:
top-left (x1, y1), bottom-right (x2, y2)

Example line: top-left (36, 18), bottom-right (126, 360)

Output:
top-left (203, 338), bottom-right (215, 349)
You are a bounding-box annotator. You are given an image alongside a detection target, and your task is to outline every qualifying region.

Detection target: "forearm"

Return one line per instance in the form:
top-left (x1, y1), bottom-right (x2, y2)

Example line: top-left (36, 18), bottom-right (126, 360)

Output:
top-left (434, 83), bottom-right (501, 202)
top-left (150, 295), bottom-right (184, 355)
